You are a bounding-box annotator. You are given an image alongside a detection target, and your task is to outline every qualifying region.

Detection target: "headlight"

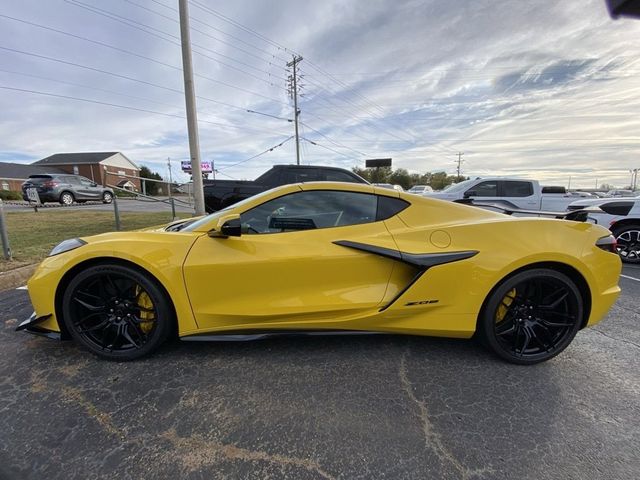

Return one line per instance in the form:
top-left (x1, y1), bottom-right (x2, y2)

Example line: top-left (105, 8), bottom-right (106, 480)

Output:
top-left (48, 238), bottom-right (87, 257)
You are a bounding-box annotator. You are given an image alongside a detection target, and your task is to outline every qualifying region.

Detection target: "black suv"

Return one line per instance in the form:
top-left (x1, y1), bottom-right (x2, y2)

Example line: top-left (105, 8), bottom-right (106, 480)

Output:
top-left (22, 174), bottom-right (114, 205)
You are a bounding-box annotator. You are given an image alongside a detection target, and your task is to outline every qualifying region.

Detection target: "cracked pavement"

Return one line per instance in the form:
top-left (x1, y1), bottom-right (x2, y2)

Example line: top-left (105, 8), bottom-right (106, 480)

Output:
top-left (0, 266), bottom-right (638, 479)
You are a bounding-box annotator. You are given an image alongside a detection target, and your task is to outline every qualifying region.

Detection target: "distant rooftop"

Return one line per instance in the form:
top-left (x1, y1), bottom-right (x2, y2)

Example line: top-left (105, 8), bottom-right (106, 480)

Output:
top-left (33, 152), bottom-right (119, 166)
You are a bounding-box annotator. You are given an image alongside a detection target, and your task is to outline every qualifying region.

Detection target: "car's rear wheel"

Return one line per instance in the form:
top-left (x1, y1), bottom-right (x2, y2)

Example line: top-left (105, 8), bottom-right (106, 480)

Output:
top-left (478, 269), bottom-right (583, 365)
top-left (62, 264), bottom-right (173, 360)
top-left (59, 191), bottom-right (74, 205)
top-left (613, 224), bottom-right (640, 264)
top-left (102, 191), bottom-right (113, 204)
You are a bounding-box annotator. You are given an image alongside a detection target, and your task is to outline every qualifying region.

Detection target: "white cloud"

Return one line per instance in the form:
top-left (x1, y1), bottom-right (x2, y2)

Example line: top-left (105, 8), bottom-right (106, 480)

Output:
top-left (1, 0), bottom-right (639, 188)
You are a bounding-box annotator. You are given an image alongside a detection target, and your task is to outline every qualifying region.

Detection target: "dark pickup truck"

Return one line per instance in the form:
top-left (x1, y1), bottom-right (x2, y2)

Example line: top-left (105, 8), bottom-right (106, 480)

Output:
top-left (203, 164), bottom-right (368, 212)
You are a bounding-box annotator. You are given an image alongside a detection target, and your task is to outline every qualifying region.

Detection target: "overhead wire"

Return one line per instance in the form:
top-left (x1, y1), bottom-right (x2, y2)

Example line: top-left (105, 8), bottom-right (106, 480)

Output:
top-left (217, 136), bottom-right (295, 170)
top-left (63, 1), bottom-right (289, 95)
top-left (0, 85), bottom-right (290, 136)
top-left (0, 46), bottom-right (287, 119)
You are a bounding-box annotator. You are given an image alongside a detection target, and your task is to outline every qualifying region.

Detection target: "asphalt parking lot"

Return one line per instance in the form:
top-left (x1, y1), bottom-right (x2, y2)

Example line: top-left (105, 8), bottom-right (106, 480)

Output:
top-left (0, 267), bottom-right (638, 480)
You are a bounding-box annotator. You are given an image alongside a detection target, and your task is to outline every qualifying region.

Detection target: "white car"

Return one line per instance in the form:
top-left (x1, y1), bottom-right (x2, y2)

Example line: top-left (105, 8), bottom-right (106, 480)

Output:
top-left (568, 196), bottom-right (640, 263)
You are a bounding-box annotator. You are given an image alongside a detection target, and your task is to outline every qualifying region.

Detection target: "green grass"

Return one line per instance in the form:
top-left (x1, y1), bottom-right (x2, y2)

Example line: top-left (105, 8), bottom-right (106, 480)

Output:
top-left (0, 210), bottom-right (189, 269)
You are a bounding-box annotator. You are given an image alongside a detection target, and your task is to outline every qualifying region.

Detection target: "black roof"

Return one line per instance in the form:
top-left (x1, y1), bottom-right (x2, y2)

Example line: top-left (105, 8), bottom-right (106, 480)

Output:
top-left (33, 152), bottom-right (119, 166)
top-left (0, 162), bottom-right (64, 179)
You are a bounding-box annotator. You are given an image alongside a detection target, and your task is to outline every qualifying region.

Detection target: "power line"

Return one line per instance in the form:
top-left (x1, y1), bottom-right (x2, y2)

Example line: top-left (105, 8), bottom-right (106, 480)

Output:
top-left (299, 122), bottom-right (369, 157)
top-left (0, 85), bottom-right (289, 136)
top-left (301, 137), bottom-right (357, 161)
top-left (63, 1), bottom-right (289, 95)
top-left (117, 0), bottom-right (288, 81)
top-left (130, 0), bottom-right (289, 72)
top-left (217, 136), bottom-right (295, 170)
top-left (146, 0), bottom-right (289, 63)
top-left (0, 46), bottom-right (288, 121)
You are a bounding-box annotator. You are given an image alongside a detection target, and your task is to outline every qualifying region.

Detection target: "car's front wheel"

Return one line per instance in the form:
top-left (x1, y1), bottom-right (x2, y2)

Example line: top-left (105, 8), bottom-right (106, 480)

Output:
top-left (478, 268), bottom-right (583, 365)
top-left (61, 264), bottom-right (173, 360)
top-left (59, 191), bottom-right (75, 206)
top-left (102, 191), bottom-right (113, 204)
top-left (613, 224), bottom-right (640, 264)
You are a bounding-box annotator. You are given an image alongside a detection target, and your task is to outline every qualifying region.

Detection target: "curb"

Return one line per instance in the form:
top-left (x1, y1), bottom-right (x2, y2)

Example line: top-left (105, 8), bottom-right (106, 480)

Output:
top-left (0, 264), bottom-right (37, 292)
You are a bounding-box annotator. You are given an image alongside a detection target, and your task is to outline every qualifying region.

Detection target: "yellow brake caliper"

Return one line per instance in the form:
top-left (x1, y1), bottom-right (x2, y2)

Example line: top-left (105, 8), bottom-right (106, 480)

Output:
top-left (496, 288), bottom-right (517, 322)
top-left (135, 286), bottom-right (155, 334)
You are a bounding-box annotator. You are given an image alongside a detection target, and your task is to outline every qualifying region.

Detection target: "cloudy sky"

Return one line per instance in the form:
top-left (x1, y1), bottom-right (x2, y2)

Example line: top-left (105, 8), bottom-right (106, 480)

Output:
top-left (1, 0), bottom-right (640, 188)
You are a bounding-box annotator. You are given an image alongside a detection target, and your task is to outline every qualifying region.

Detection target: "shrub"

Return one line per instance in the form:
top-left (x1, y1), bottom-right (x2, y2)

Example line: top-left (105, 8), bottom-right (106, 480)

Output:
top-left (0, 190), bottom-right (23, 201)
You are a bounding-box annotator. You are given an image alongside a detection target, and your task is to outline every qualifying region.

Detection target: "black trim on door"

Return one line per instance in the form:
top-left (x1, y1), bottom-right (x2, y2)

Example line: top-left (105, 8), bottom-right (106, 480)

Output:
top-left (333, 240), bottom-right (478, 311)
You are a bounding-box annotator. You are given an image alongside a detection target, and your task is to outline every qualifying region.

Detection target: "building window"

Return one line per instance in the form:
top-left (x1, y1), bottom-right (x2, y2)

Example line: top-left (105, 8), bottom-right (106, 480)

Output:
top-left (1, 181), bottom-right (9, 191)
top-left (118, 170), bottom-right (125, 177)
top-left (73, 165), bottom-right (79, 174)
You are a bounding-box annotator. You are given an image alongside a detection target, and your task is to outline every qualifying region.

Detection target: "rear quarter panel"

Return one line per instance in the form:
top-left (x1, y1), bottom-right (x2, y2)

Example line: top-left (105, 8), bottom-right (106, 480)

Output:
top-left (377, 198), bottom-right (620, 337)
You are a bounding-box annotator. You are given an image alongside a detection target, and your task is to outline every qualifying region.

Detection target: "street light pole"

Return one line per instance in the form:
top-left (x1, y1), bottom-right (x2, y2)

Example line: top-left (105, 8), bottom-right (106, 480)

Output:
top-left (178, 0), bottom-right (205, 216)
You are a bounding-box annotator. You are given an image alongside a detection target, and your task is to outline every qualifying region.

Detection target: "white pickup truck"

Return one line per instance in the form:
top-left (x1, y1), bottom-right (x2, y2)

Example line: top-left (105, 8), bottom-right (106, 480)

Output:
top-left (425, 177), bottom-right (581, 212)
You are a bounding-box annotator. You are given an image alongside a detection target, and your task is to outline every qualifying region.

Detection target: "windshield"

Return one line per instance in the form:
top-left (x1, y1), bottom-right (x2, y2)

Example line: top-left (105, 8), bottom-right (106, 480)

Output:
top-left (440, 179), bottom-right (475, 193)
top-left (181, 188), bottom-right (283, 232)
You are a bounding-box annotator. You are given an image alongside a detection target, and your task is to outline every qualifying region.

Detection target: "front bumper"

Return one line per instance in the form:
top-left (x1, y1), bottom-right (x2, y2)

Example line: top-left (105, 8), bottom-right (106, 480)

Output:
top-left (16, 312), bottom-right (62, 340)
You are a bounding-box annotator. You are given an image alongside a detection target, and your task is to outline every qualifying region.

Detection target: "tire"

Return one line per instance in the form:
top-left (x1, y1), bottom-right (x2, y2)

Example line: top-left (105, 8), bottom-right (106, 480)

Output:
top-left (478, 268), bottom-right (583, 365)
top-left (612, 224), bottom-right (640, 264)
top-left (59, 191), bottom-right (75, 206)
top-left (62, 264), bottom-right (173, 360)
top-left (102, 191), bottom-right (113, 204)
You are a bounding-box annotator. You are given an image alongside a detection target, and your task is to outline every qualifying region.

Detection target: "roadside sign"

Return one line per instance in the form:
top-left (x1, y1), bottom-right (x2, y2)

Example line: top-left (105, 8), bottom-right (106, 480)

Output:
top-left (181, 160), bottom-right (213, 173)
top-left (26, 187), bottom-right (40, 204)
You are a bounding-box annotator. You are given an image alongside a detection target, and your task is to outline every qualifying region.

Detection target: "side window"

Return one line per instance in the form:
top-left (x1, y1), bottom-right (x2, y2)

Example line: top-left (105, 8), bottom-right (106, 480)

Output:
top-left (64, 176), bottom-right (80, 185)
top-left (502, 181), bottom-right (533, 197)
top-left (468, 181), bottom-right (497, 197)
top-left (241, 190), bottom-right (377, 234)
top-left (324, 170), bottom-right (357, 182)
top-left (281, 169), bottom-right (319, 184)
top-left (377, 196), bottom-right (409, 220)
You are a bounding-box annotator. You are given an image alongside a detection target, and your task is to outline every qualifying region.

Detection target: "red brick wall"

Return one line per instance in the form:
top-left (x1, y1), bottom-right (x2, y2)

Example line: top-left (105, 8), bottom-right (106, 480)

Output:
top-left (101, 166), bottom-right (141, 191)
top-left (0, 178), bottom-right (25, 192)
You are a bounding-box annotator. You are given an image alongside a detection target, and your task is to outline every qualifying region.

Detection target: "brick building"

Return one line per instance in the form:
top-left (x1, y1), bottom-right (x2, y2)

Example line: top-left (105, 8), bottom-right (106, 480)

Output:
top-left (33, 152), bottom-right (141, 190)
top-left (0, 162), bottom-right (62, 193)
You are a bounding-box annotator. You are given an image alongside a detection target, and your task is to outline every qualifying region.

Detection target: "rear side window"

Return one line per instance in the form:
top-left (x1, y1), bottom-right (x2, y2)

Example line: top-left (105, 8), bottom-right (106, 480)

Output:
top-left (64, 176), bottom-right (80, 185)
top-left (470, 181), bottom-right (498, 197)
top-left (26, 176), bottom-right (53, 184)
top-left (376, 196), bottom-right (409, 220)
top-left (502, 181), bottom-right (533, 197)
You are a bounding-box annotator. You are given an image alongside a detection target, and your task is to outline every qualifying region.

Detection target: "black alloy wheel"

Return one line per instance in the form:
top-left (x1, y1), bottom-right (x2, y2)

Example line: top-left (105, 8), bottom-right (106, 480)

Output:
top-left (62, 264), bottom-right (172, 360)
top-left (102, 191), bottom-right (113, 204)
top-left (479, 269), bottom-right (583, 365)
top-left (613, 224), bottom-right (640, 264)
top-left (59, 191), bottom-right (75, 206)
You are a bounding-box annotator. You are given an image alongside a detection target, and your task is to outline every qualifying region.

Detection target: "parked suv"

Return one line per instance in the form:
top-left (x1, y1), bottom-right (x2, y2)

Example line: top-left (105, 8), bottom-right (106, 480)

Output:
top-left (22, 174), bottom-right (114, 205)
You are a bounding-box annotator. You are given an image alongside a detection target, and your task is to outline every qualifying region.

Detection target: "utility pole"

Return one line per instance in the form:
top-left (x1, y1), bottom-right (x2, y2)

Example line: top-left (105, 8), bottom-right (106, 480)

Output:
top-left (287, 55), bottom-right (303, 165)
top-left (178, 0), bottom-right (205, 216)
top-left (631, 168), bottom-right (639, 191)
top-left (455, 152), bottom-right (464, 179)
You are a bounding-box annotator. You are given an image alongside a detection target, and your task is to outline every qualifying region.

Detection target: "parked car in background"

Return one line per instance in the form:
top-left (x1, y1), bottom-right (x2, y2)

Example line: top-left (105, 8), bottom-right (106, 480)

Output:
top-left (21, 174), bottom-right (114, 205)
top-left (568, 197), bottom-right (640, 263)
top-left (373, 183), bottom-right (404, 192)
top-left (607, 189), bottom-right (636, 197)
top-left (424, 177), bottom-right (579, 212)
top-left (407, 185), bottom-right (434, 195)
top-left (203, 165), bottom-right (368, 212)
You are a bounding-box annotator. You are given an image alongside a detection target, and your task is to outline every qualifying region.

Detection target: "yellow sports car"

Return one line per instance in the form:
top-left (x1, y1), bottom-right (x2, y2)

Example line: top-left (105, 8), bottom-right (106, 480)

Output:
top-left (17, 182), bottom-right (621, 364)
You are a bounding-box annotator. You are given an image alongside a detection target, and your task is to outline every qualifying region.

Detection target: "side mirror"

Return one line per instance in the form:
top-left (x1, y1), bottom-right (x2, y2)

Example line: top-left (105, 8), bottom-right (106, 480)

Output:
top-left (208, 214), bottom-right (241, 238)
top-left (91, 182), bottom-right (98, 187)
top-left (463, 190), bottom-right (477, 198)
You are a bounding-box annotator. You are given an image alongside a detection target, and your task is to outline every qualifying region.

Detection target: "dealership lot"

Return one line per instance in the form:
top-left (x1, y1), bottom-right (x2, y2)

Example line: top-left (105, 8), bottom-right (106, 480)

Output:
top-left (0, 267), bottom-right (638, 480)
